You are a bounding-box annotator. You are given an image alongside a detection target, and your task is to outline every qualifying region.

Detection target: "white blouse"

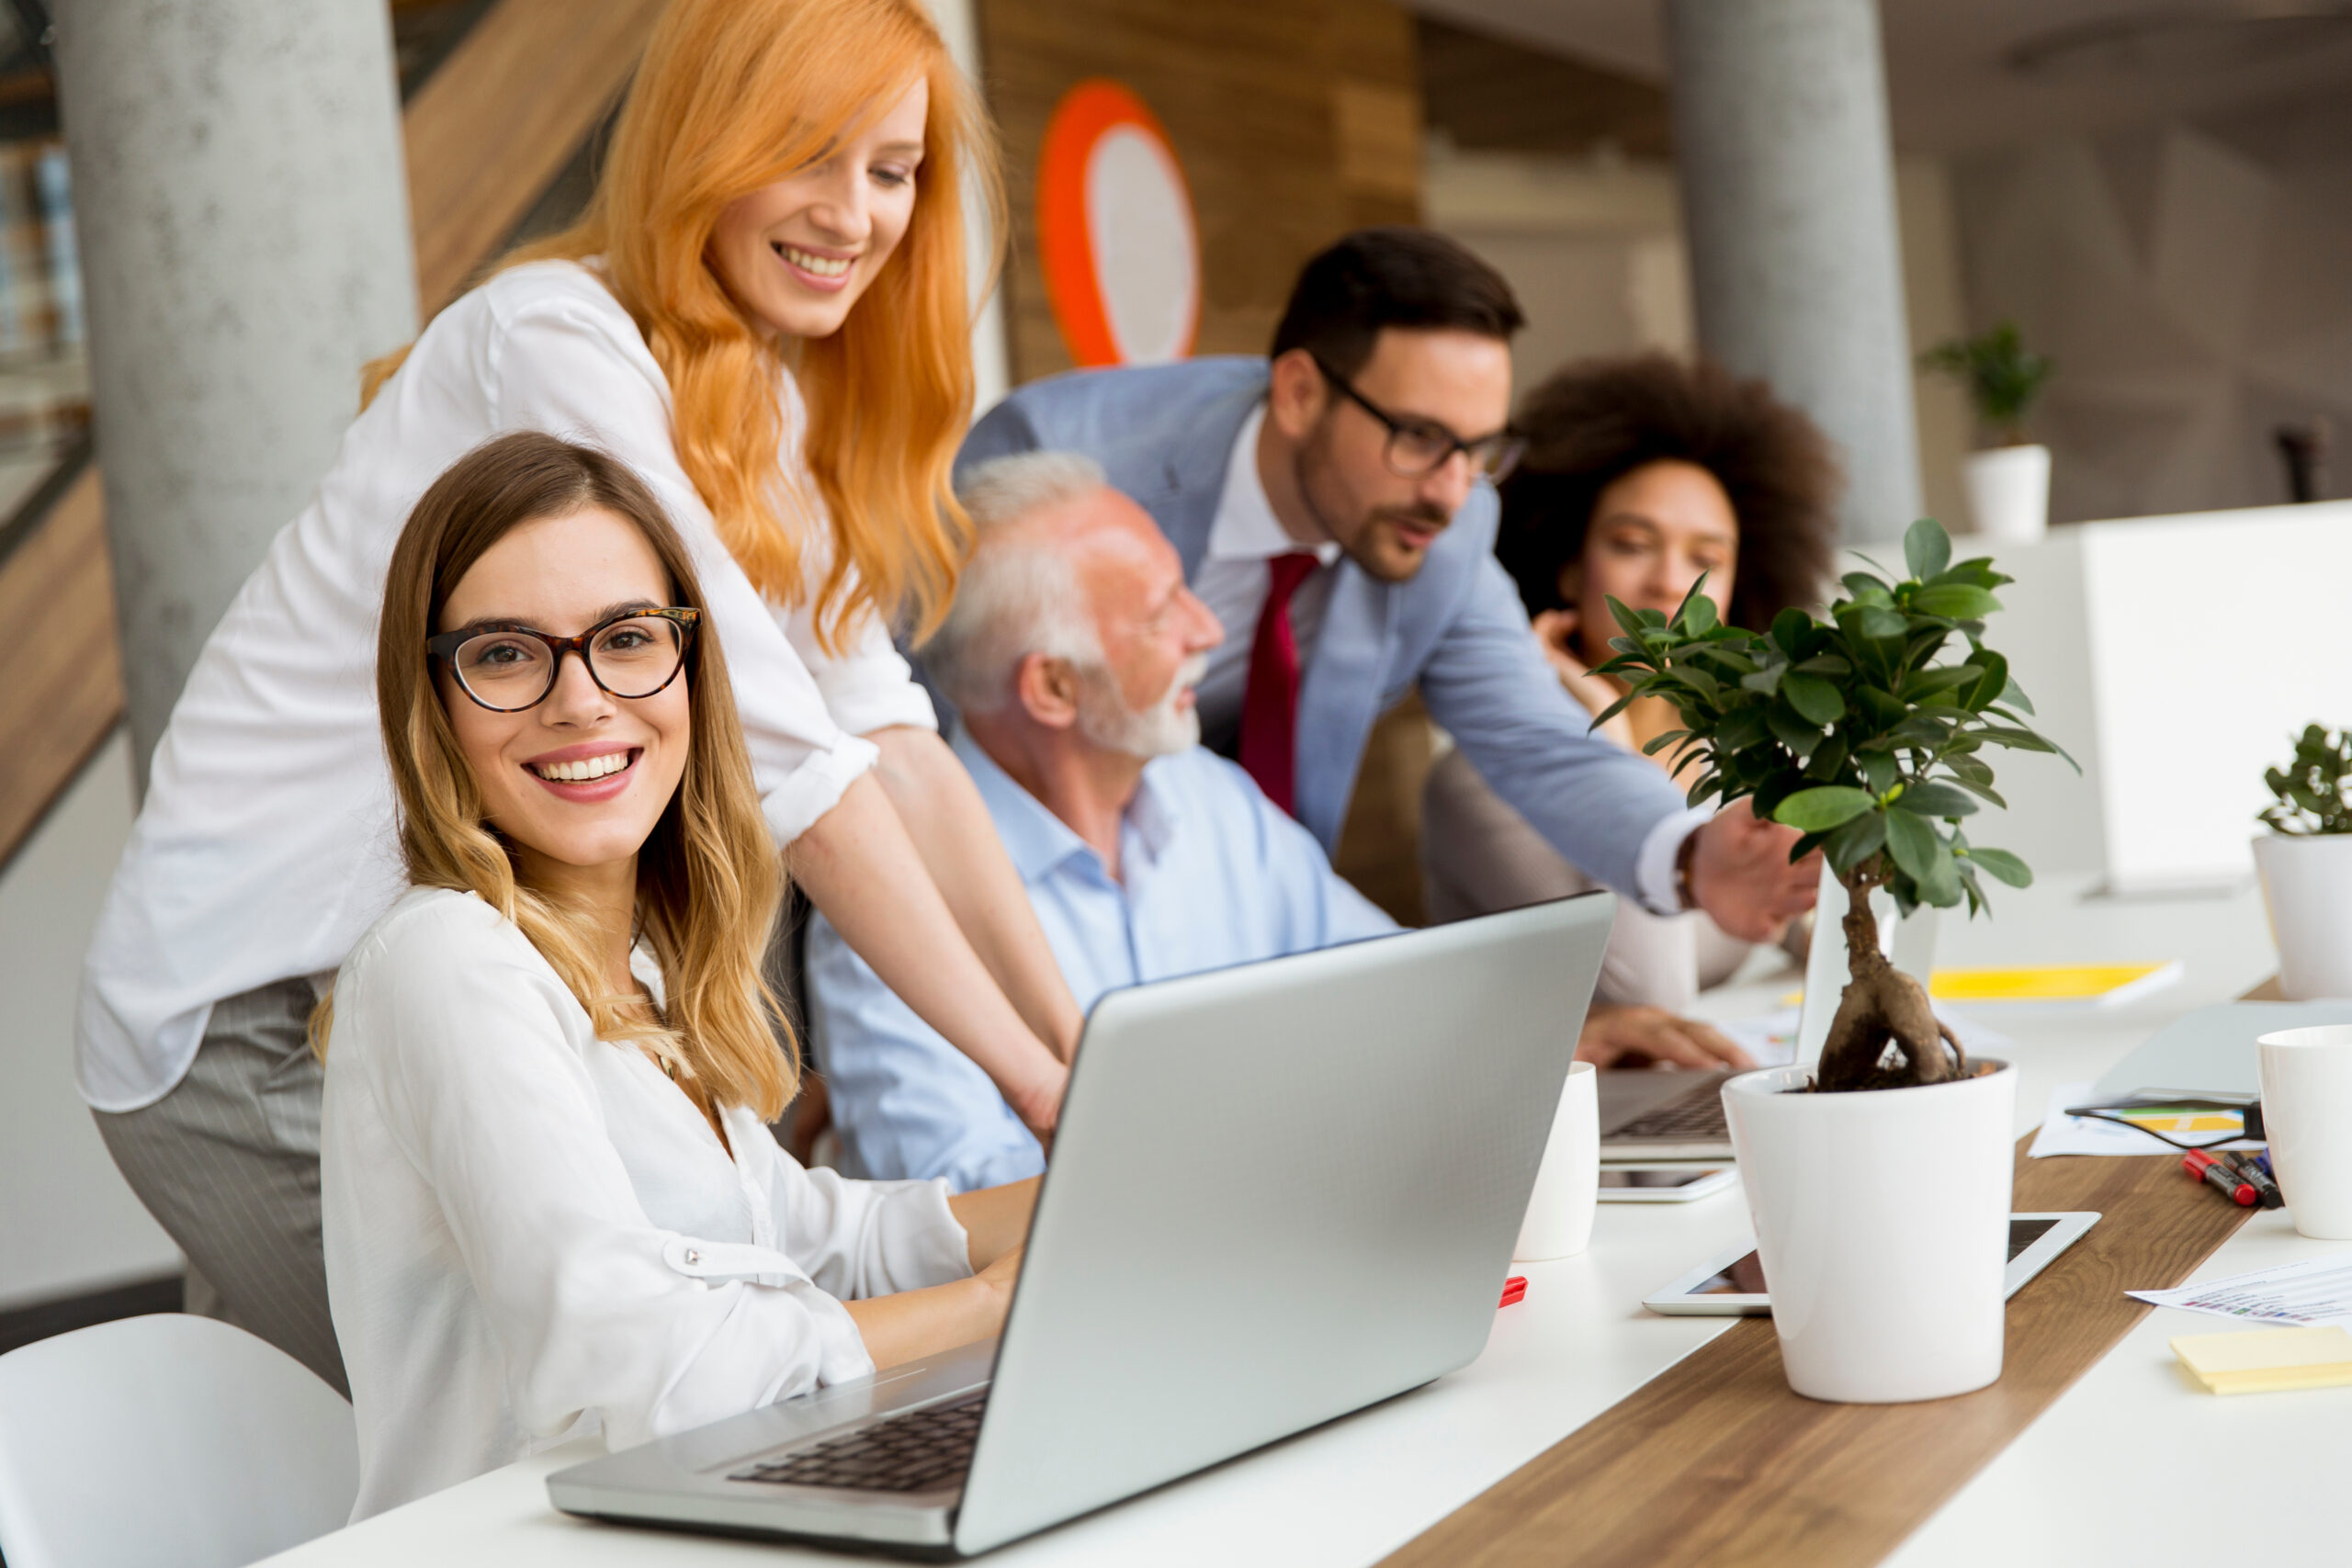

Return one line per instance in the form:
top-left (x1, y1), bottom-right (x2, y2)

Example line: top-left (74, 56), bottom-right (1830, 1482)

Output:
top-left (321, 887), bottom-right (972, 1521)
top-left (77, 259), bottom-right (936, 1111)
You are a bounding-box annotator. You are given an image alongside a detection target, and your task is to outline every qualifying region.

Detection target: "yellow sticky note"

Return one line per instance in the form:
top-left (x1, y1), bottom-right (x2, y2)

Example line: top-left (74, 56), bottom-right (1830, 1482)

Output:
top-left (2172, 1325), bottom-right (2352, 1394)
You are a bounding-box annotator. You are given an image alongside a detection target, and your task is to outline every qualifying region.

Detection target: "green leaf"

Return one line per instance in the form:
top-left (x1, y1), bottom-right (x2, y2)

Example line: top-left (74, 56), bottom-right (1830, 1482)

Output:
top-left (1768, 704), bottom-right (1824, 761)
top-left (1965, 651), bottom-right (2008, 712)
top-left (1977, 724), bottom-right (2057, 754)
top-left (1859, 605), bottom-right (1908, 641)
top-left (1884, 807), bottom-right (1941, 885)
top-left (1677, 591), bottom-right (1720, 635)
top-left (1589, 691), bottom-right (1636, 728)
top-left (1771, 607), bottom-right (1812, 656)
top-left (1641, 728), bottom-right (1690, 757)
top-left (1781, 671), bottom-right (1845, 725)
top-left (1904, 517), bottom-right (1952, 581)
top-left (1792, 655), bottom-right (1851, 677)
top-left (1824, 808), bottom-right (1888, 875)
top-left (1894, 781), bottom-right (1979, 818)
top-left (1857, 750), bottom-right (1899, 795)
top-left (1804, 730), bottom-right (1851, 781)
top-left (1948, 773), bottom-right (2010, 810)
top-left (1917, 843), bottom-right (1963, 907)
top-left (1998, 676), bottom-right (2035, 716)
top-left (1910, 583), bottom-right (2002, 620)
top-left (1965, 846), bottom-right (2033, 887)
top-left (1605, 595), bottom-right (1649, 638)
top-left (1901, 665), bottom-right (1984, 703)
top-left (1841, 572), bottom-right (1894, 604)
top-left (1741, 666), bottom-right (1785, 697)
top-left (1775, 786), bottom-right (1879, 833)
top-left (1715, 704), bottom-right (1771, 753)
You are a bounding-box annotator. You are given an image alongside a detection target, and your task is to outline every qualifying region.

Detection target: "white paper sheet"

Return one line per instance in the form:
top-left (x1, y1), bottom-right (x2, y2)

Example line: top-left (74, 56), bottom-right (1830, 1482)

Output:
top-left (2129, 1255), bottom-right (2352, 1328)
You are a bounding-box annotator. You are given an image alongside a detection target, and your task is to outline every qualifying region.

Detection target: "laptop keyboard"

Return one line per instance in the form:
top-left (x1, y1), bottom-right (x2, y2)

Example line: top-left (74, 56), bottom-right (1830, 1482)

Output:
top-left (1613, 1075), bottom-right (1731, 1140)
top-left (729, 1393), bottom-right (987, 1495)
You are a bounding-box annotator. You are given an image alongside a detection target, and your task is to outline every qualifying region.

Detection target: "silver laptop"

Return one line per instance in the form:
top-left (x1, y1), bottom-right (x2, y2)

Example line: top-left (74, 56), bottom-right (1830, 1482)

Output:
top-left (1600, 870), bottom-right (1939, 1160)
top-left (548, 892), bottom-right (1615, 1556)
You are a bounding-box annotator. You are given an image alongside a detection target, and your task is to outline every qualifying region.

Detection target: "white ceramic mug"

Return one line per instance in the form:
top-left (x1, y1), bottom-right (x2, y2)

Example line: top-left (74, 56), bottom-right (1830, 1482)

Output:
top-left (2257, 1024), bottom-right (2352, 1239)
top-left (1515, 1061), bottom-right (1599, 1261)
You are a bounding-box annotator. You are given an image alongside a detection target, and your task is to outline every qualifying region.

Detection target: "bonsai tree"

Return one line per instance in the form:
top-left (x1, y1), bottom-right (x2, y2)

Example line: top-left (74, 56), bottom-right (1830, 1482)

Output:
top-left (1921, 322), bottom-right (2053, 447)
top-left (1593, 518), bottom-right (2073, 1093)
top-left (2261, 726), bottom-right (2352, 835)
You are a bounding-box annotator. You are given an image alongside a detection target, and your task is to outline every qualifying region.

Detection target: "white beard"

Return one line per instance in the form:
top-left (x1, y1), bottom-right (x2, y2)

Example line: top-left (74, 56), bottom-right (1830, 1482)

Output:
top-left (1077, 654), bottom-right (1209, 761)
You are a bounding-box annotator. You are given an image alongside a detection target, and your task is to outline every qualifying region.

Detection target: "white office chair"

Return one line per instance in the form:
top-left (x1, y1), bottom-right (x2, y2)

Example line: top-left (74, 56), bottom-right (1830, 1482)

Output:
top-left (0, 1313), bottom-right (358, 1568)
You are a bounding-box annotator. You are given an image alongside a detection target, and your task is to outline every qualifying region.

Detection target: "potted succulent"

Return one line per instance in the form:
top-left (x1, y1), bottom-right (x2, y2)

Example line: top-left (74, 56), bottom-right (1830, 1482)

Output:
top-left (2253, 726), bottom-right (2352, 999)
top-left (1922, 322), bottom-right (2055, 544)
top-left (1596, 518), bottom-right (2072, 1403)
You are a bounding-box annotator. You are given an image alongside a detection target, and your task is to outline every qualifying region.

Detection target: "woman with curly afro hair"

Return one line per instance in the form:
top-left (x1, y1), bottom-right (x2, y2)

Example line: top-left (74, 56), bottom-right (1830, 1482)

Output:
top-left (1423, 353), bottom-right (1840, 1043)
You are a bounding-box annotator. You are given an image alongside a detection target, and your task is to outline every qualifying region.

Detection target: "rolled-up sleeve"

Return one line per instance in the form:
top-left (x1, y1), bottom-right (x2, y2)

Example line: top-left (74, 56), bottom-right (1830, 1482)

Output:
top-left (764, 1156), bottom-right (973, 1301)
top-left (779, 592), bottom-right (940, 739)
top-left (347, 907), bottom-right (874, 1453)
top-left (485, 289), bottom-right (878, 844)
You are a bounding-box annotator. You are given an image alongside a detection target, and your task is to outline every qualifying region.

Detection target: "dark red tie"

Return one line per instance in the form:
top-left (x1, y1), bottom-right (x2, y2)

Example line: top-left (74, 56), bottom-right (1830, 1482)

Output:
top-left (1238, 552), bottom-right (1320, 815)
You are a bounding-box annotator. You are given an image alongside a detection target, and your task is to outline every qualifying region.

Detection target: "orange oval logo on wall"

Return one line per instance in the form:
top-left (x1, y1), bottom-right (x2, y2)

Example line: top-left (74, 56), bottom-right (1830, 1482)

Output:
top-left (1037, 79), bottom-right (1200, 368)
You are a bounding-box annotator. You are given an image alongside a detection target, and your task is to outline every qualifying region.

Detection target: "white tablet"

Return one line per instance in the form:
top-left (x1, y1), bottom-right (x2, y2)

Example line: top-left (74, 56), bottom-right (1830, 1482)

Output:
top-left (1642, 1211), bottom-right (2100, 1316)
top-left (1596, 1165), bottom-right (1738, 1203)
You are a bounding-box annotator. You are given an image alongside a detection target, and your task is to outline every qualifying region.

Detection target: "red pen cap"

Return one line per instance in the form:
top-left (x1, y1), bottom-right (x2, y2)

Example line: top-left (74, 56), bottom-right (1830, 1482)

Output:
top-left (2186, 1150), bottom-right (2258, 1205)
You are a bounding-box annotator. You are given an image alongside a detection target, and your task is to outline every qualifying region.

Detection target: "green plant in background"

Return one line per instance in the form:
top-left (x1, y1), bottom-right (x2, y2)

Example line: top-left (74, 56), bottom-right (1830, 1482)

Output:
top-left (1920, 321), bottom-right (2054, 446)
top-left (1594, 518), bottom-right (2075, 1094)
top-left (2261, 726), bottom-right (2352, 836)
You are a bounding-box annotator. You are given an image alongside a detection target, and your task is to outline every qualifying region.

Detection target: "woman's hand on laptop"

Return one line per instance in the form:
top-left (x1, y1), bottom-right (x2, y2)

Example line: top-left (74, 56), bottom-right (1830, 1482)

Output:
top-left (842, 1178), bottom-right (1036, 1371)
top-left (1574, 1005), bottom-right (1756, 1072)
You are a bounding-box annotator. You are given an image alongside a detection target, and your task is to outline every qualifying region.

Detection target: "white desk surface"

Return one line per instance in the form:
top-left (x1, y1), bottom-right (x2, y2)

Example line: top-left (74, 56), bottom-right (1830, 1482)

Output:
top-left (266, 874), bottom-right (2335, 1567)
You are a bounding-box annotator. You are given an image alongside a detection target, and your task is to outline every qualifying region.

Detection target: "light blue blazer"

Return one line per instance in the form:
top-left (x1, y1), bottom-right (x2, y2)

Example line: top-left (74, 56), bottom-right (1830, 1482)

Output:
top-left (957, 356), bottom-right (1686, 901)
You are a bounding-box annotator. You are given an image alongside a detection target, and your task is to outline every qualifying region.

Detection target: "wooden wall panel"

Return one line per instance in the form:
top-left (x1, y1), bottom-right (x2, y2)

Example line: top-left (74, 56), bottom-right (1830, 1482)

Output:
top-left (977, 0), bottom-right (1424, 384)
top-left (0, 468), bottom-right (122, 864)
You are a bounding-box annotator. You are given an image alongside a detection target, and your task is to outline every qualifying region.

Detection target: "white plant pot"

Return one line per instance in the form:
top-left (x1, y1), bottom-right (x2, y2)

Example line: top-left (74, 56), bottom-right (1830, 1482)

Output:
top-left (2252, 834), bottom-right (2352, 999)
top-left (1961, 444), bottom-right (2051, 544)
top-left (1722, 1059), bottom-right (2018, 1404)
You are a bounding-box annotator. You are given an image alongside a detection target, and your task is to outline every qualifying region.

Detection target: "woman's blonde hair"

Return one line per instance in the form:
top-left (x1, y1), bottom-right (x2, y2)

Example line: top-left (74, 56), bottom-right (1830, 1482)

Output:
top-left (368, 0), bottom-right (1000, 650)
top-left (325, 430), bottom-right (796, 1119)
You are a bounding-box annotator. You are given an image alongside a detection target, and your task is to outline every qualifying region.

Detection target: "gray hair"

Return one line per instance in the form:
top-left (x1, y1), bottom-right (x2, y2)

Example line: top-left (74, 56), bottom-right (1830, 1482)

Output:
top-left (922, 451), bottom-right (1112, 714)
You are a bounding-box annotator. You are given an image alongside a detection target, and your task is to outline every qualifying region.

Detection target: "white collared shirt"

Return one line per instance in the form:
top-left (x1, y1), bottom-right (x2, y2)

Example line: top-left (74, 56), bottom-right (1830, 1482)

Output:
top-left (322, 887), bottom-right (970, 1520)
top-left (1189, 405), bottom-right (1343, 746)
top-left (76, 260), bottom-right (936, 1112)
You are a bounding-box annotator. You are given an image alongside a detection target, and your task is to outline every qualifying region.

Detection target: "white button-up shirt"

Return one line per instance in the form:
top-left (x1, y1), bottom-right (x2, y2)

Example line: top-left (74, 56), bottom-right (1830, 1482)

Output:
top-left (77, 260), bottom-right (935, 1111)
top-left (322, 886), bottom-right (970, 1520)
top-left (1188, 405), bottom-right (1342, 747)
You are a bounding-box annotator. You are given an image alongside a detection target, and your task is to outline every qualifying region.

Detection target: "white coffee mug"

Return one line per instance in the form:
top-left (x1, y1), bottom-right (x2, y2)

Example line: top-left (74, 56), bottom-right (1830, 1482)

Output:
top-left (2257, 1024), bottom-right (2352, 1239)
top-left (1516, 1061), bottom-right (1599, 1261)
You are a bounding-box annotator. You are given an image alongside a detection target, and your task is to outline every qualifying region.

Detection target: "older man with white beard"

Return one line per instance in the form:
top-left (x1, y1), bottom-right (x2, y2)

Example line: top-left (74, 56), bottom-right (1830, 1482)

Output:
top-left (805, 451), bottom-right (1399, 1189)
top-left (808, 452), bottom-right (1748, 1190)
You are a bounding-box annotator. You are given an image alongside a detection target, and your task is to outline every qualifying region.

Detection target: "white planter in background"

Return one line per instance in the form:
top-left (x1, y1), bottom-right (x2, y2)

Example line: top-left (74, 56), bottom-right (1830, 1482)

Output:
top-left (1961, 444), bottom-right (2051, 543)
top-left (1722, 1059), bottom-right (2018, 1404)
top-left (1515, 1062), bottom-right (1598, 1261)
top-left (2253, 834), bottom-right (2352, 999)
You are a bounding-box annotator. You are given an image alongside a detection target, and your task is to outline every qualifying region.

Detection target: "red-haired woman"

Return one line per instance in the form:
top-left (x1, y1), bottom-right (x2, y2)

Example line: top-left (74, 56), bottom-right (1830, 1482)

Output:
top-left (81, 0), bottom-right (1074, 1395)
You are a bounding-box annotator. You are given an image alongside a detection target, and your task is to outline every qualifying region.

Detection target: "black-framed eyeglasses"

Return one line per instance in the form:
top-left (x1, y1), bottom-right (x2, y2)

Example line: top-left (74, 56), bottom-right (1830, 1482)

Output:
top-left (427, 607), bottom-right (701, 713)
top-left (1311, 355), bottom-right (1526, 482)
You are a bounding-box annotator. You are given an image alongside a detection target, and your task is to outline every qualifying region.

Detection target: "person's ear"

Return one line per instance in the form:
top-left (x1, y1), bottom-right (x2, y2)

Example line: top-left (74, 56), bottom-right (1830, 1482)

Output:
top-left (1555, 558), bottom-right (1584, 608)
top-left (1012, 652), bottom-right (1081, 731)
top-left (1265, 347), bottom-right (1329, 442)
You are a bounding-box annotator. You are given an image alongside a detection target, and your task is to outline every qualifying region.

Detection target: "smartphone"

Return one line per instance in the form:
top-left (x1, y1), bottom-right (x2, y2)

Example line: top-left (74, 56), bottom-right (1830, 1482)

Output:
top-left (1594, 1165), bottom-right (1737, 1202)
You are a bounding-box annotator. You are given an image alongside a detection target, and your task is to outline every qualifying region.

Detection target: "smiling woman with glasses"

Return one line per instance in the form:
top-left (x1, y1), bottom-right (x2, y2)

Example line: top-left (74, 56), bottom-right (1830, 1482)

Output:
top-left (319, 431), bottom-right (1038, 1521)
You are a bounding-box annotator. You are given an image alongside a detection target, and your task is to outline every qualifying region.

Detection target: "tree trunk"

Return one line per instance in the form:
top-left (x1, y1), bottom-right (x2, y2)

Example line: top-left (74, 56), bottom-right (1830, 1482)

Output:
top-left (1815, 864), bottom-right (1964, 1092)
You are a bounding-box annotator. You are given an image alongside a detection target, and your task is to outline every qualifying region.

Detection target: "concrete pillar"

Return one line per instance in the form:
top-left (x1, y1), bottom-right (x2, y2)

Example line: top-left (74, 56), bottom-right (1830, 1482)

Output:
top-left (52, 0), bottom-right (417, 786)
top-left (1664, 0), bottom-right (1921, 543)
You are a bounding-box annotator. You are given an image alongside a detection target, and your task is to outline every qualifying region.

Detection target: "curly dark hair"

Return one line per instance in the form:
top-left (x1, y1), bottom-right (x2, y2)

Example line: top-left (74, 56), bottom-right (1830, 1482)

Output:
top-left (1495, 354), bottom-right (1840, 634)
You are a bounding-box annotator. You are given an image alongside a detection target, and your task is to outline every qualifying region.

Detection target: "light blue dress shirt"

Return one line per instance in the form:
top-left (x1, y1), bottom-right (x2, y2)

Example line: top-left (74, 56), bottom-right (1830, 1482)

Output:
top-left (806, 729), bottom-right (1400, 1190)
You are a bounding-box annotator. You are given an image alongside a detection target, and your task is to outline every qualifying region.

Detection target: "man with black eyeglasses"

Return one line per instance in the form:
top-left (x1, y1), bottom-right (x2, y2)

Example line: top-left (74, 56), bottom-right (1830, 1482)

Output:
top-left (959, 227), bottom-right (1817, 957)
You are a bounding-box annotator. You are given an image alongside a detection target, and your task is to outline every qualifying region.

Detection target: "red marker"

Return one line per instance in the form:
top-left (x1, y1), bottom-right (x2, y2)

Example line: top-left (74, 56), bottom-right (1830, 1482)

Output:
top-left (2185, 1150), bottom-right (2257, 1206)
top-left (1498, 1276), bottom-right (1528, 1309)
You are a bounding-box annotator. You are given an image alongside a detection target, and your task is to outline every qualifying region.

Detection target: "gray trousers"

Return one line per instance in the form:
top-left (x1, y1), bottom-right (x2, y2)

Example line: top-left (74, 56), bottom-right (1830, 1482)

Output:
top-left (94, 977), bottom-right (346, 1395)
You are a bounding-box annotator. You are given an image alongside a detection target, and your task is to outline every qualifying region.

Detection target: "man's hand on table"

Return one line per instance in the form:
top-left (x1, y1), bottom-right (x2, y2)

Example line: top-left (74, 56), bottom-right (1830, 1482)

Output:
top-left (1576, 1005), bottom-right (1757, 1071)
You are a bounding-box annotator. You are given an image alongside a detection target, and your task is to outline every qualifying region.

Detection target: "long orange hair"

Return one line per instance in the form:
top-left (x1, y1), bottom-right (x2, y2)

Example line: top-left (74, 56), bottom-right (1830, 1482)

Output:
top-left (372, 0), bottom-right (1001, 649)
